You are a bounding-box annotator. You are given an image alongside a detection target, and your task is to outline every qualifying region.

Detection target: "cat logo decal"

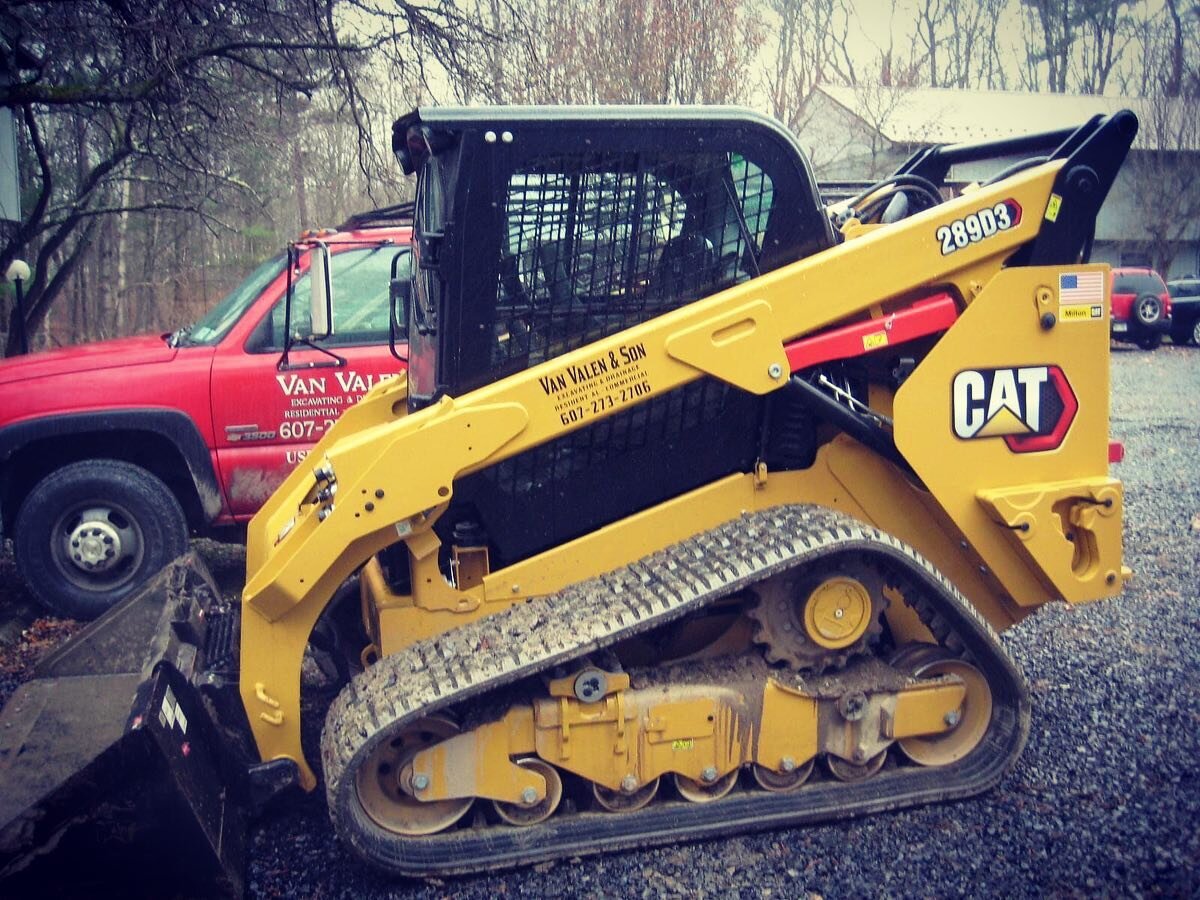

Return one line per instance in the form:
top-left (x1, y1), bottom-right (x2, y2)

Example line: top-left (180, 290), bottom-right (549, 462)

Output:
top-left (952, 365), bottom-right (1077, 453)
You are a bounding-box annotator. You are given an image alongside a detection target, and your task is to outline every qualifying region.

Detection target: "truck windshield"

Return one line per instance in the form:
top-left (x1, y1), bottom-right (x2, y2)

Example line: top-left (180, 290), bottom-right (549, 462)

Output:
top-left (179, 254), bottom-right (286, 346)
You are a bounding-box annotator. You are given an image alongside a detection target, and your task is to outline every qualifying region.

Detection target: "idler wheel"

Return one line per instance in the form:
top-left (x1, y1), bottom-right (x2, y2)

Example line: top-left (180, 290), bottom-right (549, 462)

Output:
top-left (354, 716), bottom-right (473, 836)
top-left (891, 644), bottom-right (993, 766)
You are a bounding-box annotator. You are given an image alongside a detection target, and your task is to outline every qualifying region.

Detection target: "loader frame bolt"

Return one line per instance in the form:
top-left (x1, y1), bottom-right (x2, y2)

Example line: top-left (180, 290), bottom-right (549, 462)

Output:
top-left (701, 766), bottom-right (718, 784)
top-left (621, 775), bottom-right (639, 793)
top-left (838, 691), bottom-right (868, 722)
top-left (521, 787), bottom-right (538, 805)
top-left (412, 773), bottom-right (430, 791)
top-left (780, 757), bottom-right (796, 772)
top-left (768, 363), bottom-right (784, 379)
top-left (944, 710), bottom-right (962, 728)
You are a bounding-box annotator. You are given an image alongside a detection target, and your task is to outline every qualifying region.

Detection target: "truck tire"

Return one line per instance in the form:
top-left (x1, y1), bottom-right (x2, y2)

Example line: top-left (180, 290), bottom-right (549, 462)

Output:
top-left (13, 459), bottom-right (189, 620)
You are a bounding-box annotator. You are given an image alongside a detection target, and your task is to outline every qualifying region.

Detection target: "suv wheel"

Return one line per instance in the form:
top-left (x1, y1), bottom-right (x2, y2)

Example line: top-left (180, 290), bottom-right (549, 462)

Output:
top-left (1134, 293), bottom-right (1163, 326)
top-left (14, 459), bottom-right (189, 620)
top-left (1136, 333), bottom-right (1162, 351)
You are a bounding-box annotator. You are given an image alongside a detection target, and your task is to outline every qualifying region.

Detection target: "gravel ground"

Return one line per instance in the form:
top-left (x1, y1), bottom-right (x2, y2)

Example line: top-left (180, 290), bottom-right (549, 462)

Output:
top-left (3, 344), bottom-right (1198, 898)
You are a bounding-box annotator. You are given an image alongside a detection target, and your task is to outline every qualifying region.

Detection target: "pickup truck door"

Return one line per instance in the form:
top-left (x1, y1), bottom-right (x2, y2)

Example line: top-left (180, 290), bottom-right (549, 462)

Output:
top-left (210, 245), bottom-right (409, 519)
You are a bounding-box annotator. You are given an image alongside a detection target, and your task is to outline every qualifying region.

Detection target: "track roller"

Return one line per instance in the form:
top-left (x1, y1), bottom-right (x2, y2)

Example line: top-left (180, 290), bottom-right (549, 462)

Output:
top-left (674, 770), bottom-right (738, 803)
top-left (492, 759), bottom-right (563, 826)
top-left (751, 758), bottom-right (815, 793)
top-left (593, 777), bottom-right (660, 812)
top-left (826, 751), bottom-right (887, 781)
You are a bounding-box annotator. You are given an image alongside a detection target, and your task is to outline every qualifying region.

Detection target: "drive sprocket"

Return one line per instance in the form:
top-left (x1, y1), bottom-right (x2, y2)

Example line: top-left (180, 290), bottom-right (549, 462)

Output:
top-left (747, 557), bottom-right (887, 672)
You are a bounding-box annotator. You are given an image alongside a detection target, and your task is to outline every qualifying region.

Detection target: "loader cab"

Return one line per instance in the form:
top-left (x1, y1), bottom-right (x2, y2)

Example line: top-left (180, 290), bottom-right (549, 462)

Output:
top-left (391, 107), bottom-right (834, 570)
top-left (394, 106), bottom-right (833, 406)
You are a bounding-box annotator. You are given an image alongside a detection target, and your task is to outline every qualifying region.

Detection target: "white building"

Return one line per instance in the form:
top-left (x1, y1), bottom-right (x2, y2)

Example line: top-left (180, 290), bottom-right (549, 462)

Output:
top-left (802, 85), bottom-right (1200, 279)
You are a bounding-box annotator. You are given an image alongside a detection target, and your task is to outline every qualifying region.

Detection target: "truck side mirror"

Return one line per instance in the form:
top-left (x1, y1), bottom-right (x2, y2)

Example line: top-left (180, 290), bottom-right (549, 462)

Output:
top-left (309, 242), bottom-right (334, 339)
top-left (389, 252), bottom-right (411, 362)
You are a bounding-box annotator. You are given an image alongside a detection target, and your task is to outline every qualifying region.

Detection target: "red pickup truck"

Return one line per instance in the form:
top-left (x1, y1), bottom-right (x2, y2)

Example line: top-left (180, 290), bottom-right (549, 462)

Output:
top-left (0, 224), bottom-right (410, 618)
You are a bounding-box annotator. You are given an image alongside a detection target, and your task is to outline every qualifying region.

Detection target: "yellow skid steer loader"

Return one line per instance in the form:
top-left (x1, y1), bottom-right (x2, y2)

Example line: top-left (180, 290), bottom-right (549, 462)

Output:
top-left (0, 106), bottom-right (1135, 895)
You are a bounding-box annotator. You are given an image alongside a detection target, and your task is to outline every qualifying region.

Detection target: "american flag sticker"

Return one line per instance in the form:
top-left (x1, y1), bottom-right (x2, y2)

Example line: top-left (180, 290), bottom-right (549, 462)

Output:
top-left (1059, 271), bottom-right (1104, 305)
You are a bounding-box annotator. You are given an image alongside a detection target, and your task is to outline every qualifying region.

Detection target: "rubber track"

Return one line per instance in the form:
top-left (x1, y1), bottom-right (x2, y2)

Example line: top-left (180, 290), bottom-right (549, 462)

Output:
top-left (321, 505), bottom-right (1030, 876)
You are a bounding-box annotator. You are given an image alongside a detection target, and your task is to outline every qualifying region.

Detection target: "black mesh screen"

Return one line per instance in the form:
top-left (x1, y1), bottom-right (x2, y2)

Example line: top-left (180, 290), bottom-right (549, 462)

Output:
top-left (430, 149), bottom-right (782, 568)
top-left (490, 150), bottom-right (774, 379)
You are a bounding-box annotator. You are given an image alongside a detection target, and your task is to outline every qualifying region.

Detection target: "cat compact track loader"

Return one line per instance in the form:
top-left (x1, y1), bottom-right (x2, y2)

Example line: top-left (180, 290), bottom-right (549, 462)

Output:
top-left (0, 106), bottom-right (1136, 895)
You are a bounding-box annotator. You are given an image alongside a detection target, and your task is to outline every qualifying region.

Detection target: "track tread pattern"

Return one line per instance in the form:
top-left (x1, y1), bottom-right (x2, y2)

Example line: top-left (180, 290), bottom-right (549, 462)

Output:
top-left (321, 505), bottom-right (1030, 876)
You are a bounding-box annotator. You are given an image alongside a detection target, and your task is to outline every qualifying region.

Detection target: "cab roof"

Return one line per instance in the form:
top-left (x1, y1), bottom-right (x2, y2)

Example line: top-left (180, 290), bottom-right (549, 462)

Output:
top-left (391, 104), bottom-right (810, 175)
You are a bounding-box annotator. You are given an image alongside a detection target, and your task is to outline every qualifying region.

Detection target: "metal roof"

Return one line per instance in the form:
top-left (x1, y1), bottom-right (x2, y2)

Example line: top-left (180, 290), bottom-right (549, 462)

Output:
top-left (818, 85), bottom-right (1195, 152)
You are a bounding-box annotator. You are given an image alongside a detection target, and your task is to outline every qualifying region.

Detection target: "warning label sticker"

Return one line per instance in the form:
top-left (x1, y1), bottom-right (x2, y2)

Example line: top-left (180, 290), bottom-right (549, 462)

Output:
top-left (1061, 304), bottom-right (1103, 322)
top-left (537, 340), bottom-right (652, 427)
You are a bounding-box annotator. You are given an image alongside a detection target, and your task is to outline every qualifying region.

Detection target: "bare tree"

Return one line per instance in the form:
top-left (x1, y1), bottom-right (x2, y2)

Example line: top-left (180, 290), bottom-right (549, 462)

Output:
top-left (855, 0), bottom-right (926, 90)
top-left (501, 0), bottom-right (763, 105)
top-left (1018, 0), bottom-right (1133, 94)
top-left (1021, 0), bottom-right (1075, 91)
top-left (1074, 0), bottom-right (1131, 93)
top-left (1116, 0), bottom-right (1200, 275)
top-left (913, 0), bottom-right (1014, 89)
top-left (0, 0), bottom-right (497, 356)
top-left (762, 0), bottom-right (854, 132)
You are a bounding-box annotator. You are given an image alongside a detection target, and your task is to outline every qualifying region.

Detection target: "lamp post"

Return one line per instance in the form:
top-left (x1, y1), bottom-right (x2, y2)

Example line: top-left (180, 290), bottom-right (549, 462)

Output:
top-left (5, 258), bottom-right (30, 355)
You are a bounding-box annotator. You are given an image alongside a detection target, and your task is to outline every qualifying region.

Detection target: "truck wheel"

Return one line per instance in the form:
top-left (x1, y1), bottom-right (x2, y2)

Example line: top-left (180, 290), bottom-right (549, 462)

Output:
top-left (14, 460), bottom-right (189, 620)
top-left (1136, 333), bottom-right (1162, 351)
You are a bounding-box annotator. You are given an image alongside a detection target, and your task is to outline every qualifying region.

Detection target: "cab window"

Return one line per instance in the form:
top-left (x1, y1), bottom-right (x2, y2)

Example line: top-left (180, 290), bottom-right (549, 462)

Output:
top-left (490, 150), bottom-right (776, 376)
top-left (254, 246), bottom-right (409, 351)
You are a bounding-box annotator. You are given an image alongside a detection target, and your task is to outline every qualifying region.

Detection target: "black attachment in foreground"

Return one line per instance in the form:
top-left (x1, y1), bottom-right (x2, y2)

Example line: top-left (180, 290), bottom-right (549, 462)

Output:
top-left (0, 554), bottom-right (252, 899)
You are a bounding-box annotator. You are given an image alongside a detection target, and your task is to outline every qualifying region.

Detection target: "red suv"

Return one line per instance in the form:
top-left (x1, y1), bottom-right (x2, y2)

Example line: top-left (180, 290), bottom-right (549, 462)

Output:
top-left (1110, 267), bottom-right (1172, 350)
top-left (0, 223), bottom-right (410, 618)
